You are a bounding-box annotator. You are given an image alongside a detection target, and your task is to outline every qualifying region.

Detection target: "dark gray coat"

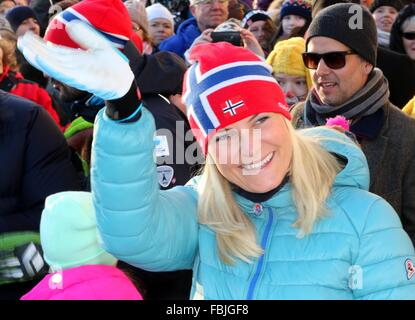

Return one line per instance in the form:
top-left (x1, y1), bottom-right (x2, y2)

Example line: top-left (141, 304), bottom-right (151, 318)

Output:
top-left (291, 101), bottom-right (415, 244)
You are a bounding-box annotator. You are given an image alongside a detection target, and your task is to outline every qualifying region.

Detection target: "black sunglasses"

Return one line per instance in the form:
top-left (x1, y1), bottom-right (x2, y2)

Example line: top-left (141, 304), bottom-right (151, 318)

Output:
top-left (302, 50), bottom-right (356, 70)
top-left (402, 32), bottom-right (415, 40)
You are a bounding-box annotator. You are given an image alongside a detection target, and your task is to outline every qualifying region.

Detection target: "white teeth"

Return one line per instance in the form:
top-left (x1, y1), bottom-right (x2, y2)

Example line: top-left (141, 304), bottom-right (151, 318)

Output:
top-left (242, 152), bottom-right (274, 171)
top-left (321, 83), bottom-right (335, 88)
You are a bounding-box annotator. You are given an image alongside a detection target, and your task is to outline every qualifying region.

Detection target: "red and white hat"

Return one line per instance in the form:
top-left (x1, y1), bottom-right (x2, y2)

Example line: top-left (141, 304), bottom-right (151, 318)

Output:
top-left (183, 42), bottom-right (291, 155)
top-left (44, 0), bottom-right (133, 50)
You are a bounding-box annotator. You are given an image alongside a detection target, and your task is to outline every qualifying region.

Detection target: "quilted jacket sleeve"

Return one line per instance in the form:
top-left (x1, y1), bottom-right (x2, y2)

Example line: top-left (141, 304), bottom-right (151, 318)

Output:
top-left (352, 198), bottom-right (415, 299)
top-left (91, 107), bottom-right (199, 272)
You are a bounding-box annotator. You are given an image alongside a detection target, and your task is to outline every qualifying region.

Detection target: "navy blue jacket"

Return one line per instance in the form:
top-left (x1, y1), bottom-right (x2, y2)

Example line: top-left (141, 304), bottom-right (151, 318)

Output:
top-left (159, 17), bottom-right (201, 59)
top-left (0, 91), bottom-right (82, 233)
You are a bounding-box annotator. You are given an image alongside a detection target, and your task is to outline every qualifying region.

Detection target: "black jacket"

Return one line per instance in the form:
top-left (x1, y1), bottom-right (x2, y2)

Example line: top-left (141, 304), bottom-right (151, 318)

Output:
top-left (126, 42), bottom-right (202, 189)
top-left (377, 46), bottom-right (415, 109)
top-left (0, 91), bottom-right (82, 233)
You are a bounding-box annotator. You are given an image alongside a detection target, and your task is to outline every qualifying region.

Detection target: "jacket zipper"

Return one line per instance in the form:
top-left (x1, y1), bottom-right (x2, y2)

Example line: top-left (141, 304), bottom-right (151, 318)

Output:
top-left (246, 207), bottom-right (274, 300)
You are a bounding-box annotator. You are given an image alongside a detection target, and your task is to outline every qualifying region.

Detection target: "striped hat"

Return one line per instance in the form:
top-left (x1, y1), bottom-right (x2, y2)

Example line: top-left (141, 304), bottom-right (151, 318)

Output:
top-left (183, 42), bottom-right (291, 155)
top-left (44, 0), bottom-right (132, 50)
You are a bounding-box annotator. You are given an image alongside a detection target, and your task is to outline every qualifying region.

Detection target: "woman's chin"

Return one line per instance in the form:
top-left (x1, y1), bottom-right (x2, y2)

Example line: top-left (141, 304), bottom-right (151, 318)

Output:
top-left (242, 177), bottom-right (285, 194)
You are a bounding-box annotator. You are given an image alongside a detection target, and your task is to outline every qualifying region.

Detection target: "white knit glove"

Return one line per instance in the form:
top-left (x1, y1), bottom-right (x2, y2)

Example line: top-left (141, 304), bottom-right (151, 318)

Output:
top-left (17, 20), bottom-right (135, 101)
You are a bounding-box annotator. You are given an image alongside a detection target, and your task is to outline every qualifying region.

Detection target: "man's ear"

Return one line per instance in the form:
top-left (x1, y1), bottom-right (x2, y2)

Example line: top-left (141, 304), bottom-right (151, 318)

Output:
top-left (189, 5), bottom-right (197, 17)
top-left (362, 60), bottom-right (374, 75)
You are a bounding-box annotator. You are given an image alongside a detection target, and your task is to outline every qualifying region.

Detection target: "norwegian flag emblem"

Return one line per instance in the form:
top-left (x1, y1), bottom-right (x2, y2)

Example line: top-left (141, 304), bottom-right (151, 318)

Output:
top-left (223, 100), bottom-right (244, 116)
top-left (183, 61), bottom-right (275, 139)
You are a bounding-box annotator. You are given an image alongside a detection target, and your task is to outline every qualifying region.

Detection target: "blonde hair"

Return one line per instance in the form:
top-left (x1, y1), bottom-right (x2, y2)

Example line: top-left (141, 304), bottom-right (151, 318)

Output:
top-left (197, 120), bottom-right (342, 265)
top-left (0, 36), bottom-right (17, 70)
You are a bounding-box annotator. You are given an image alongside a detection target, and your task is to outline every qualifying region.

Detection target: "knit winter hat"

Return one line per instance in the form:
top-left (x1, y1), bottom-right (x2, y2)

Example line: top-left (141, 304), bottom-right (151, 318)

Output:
top-left (44, 0), bottom-right (132, 50)
top-left (306, 3), bottom-right (378, 66)
top-left (215, 18), bottom-right (242, 31)
top-left (183, 42), bottom-right (290, 155)
top-left (241, 10), bottom-right (272, 29)
top-left (370, 0), bottom-right (403, 13)
top-left (146, 3), bottom-right (174, 26)
top-left (5, 6), bottom-right (37, 32)
top-left (41, 192), bottom-right (117, 270)
top-left (266, 37), bottom-right (312, 89)
top-left (280, 0), bottom-right (312, 21)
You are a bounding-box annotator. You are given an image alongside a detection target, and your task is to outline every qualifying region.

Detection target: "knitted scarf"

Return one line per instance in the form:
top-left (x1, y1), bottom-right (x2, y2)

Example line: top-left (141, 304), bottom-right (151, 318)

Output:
top-left (304, 68), bottom-right (389, 127)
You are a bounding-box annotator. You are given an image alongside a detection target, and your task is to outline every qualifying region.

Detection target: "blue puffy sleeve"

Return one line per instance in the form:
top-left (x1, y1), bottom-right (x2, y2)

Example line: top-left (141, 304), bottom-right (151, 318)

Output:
top-left (352, 198), bottom-right (415, 299)
top-left (91, 107), bottom-right (199, 271)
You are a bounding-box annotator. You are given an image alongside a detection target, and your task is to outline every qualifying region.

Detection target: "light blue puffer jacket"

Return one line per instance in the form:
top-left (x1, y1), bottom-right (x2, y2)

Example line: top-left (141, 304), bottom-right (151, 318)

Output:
top-left (92, 107), bottom-right (415, 300)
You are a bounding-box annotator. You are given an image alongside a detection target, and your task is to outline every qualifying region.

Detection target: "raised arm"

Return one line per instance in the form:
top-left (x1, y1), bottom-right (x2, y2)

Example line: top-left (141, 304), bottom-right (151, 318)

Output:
top-left (18, 20), bottom-right (199, 272)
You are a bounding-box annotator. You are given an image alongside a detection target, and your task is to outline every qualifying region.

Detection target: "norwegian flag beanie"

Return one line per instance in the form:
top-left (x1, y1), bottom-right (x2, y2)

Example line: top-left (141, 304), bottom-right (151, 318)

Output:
top-left (183, 42), bottom-right (291, 155)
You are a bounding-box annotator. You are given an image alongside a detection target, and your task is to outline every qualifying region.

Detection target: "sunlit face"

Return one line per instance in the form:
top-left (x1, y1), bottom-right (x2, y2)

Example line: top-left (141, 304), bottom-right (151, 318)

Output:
top-left (149, 18), bottom-right (174, 46)
top-left (248, 20), bottom-right (273, 49)
top-left (273, 73), bottom-right (308, 106)
top-left (373, 5), bottom-right (399, 33)
top-left (282, 14), bottom-right (306, 37)
top-left (307, 36), bottom-right (372, 106)
top-left (190, 0), bottom-right (229, 31)
top-left (16, 18), bottom-right (40, 37)
top-left (209, 112), bottom-right (292, 193)
top-left (0, 0), bottom-right (15, 14)
top-left (402, 18), bottom-right (415, 61)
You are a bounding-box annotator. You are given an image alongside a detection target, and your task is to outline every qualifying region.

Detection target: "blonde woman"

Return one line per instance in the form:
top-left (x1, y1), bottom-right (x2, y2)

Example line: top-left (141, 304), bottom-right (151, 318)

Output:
top-left (18, 20), bottom-right (415, 300)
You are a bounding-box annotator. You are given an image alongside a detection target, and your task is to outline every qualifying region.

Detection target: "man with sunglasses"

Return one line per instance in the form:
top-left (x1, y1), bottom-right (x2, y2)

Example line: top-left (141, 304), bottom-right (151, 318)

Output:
top-left (291, 3), bottom-right (415, 245)
top-left (159, 0), bottom-right (229, 59)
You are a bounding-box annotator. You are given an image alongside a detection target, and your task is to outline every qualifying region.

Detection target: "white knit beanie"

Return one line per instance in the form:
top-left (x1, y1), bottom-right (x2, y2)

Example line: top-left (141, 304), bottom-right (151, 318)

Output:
top-left (146, 3), bottom-right (174, 27)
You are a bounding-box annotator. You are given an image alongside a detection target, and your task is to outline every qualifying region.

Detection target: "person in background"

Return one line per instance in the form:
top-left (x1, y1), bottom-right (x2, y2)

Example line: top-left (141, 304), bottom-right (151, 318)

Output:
top-left (241, 9), bottom-right (277, 56)
top-left (0, 36), bottom-right (63, 130)
top-left (21, 192), bottom-right (143, 300)
top-left (312, 0), bottom-right (415, 109)
top-left (266, 0), bottom-right (285, 25)
top-left (390, 3), bottom-right (415, 61)
top-left (146, 3), bottom-right (175, 51)
top-left (0, 90), bottom-right (82, 299)
top-left (6, 5), bottom-right (49, 88)
top-left (370, 0), bottom-right (403, 48)
top-left (125, 0), bottom-right (153, 54)
top-left (5, 5), bottom-right (40, 37)
top-left (18, 20), bottom-right (415, 299)
top-left (228, 0), bottom-right (249, 20)
top-left (272, 0), bottom-right (312, 44)
top-left (403, 96), bottom-right (415, 118)
top-left (0, 0), bottom-right (15, 15)
top-left (290, 3), bottom-right (415, 243)
top-left (186, 18), bottom-right (265, 61)
top-left (159, 0), bottom-right (229, 59)
top-left (267, 37), bottom-right (312, 107)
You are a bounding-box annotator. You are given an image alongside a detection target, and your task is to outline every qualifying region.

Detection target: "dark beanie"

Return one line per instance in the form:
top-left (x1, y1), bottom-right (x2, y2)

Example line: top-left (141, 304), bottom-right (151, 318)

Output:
top-left (5, 6), bottom-right (37, 32)
top-left (241, 10), bottom-right (272, 29)
top-left (306, 3), bottom-right (378, 66)
top-left (311, 0), bottom-right (359, 18)
top-left (280, 0), bottom-right (312, 21)
top-left (370, 0), bottom-right (404, 13)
